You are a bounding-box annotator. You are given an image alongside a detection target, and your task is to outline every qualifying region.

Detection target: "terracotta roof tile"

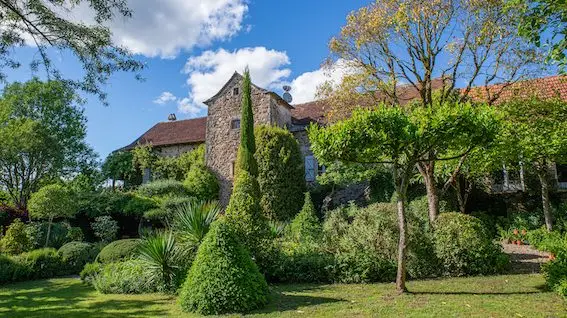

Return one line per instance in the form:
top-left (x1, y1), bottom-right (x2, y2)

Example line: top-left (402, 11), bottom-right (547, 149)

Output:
top-left (466, 75), bottom-right (567, 104)
top-left (121, 117), bottom-right (206, 150)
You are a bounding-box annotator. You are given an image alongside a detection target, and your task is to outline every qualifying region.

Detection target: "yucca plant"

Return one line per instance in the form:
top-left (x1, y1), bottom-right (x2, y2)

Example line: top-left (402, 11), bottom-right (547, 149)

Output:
top-left (172, 200), bottom-right (221, 247)
top-left (138, 231), bottom-right (183, 293)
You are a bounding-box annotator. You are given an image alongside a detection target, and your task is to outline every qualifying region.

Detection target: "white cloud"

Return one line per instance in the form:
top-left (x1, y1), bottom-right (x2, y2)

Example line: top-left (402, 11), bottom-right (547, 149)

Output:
top-left (153, 91), bottom-right (177, 105)
top-left (287, 59), bottom-right (353, 104)
top-left (65, 0), bottom-right (248, 58)
top-left (179, 47), bottom-right (291, 115)
top-left (173, 47), bottom-right (353, 116)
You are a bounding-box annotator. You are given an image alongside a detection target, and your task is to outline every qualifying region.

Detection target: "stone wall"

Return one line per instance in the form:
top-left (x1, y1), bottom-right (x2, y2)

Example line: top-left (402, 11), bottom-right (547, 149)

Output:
top-left (156, 143), bottom-right (200, 157)
top-left (205, 76), bottom-right (283, 205)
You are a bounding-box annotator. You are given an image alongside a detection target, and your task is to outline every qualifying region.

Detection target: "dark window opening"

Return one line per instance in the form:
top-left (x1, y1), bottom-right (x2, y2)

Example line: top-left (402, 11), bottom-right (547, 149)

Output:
top-left (231, 119), bottom-right (241, 129)
top-left (233, 87), bottom-right (239, 95)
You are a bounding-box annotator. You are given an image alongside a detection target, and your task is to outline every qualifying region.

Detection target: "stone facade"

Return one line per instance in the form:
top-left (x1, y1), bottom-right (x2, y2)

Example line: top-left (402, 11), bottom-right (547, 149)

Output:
top-left (204, 73), bottom-right (293, 205)
top-left (156, 143), bottom-right (199, 157)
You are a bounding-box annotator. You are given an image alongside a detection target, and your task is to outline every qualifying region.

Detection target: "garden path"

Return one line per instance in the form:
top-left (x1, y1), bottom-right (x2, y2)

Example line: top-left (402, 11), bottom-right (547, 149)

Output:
top-left (501, 243), bottom-right (551, 274)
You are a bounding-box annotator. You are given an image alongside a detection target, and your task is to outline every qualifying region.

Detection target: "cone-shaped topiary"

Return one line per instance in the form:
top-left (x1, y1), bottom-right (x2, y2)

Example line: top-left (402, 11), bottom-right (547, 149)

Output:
top-left (290, 192), bottom-right (322, 243)
top-left (179, 219), bottom-right (269, 315)
top-left (225, 170), bottom-right (270, 258)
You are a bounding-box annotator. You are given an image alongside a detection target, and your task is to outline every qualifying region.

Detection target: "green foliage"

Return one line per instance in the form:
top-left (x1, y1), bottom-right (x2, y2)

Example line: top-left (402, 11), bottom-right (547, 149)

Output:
top-left (122, 194), bottom-right (159, 217)
top-left (138, 232), bottom-right (186, 293)
top-left (28, 184), bottom-right (77, 222)
top-left (102, 151), bottom-right (134, 185)
top-left (269, 245), bottom-right (334, 283)
top-left (92, 260), bottom-right (159, 294)
top-left (0, 219), bottom-right (30, 255)
top-left (179, 220), bottom-right (269, 315)
top-left (235, 69), bottom-right (258, 177)
top-left (183, 165), bottom-right (219, 200)
top-left (66, 227), bottom-right (84, 242)
top-left (255, 125), bottom-right (305, 221)
top-left (137, 180), bottom-right (189, 199)
top-left (529, 230), bottom-right (567, 255)
top-left (542, 249), bottom-right (567, 294)
top-left (225, 171), bottom-right (270, 262)
top-left (0, 80), bottom-right (95, 209)
top-left (0, 254), bottom-right (20, 284)
top-left (290, 193), bottom-right (322, 243)
top-left (172, 200), bottom-right (221, 247)
top-left (25, 222), bottom-right (73, 249)
top-left (268, 220), bottom-right (287, 239)
top-left (11, 248), bottom-right (62, 281)
top-left (58, 241), bottom-right (98, 274)
top-left (144, 196), bottom-right (193, 224)
top-left (96, 239), bottom-right (141, 263)
top-left (434, 212), bottom-right (509, 276)
top-left (91, 216), bottom-right (119, 243)
top-left (323, 202), bottom-right (440, 280)
top-left (80, 262), bottom-right (102, 284)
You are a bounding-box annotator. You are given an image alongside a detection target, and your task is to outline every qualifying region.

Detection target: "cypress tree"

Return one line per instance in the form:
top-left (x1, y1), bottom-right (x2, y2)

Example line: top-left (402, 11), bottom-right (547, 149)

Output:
top-left (236, 68), bottom-right (258, 177)
top-left (290, 192), bottom-right (322, 243)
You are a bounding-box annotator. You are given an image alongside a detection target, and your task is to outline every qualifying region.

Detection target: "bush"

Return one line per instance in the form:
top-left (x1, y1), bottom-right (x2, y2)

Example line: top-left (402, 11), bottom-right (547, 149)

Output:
top-left (96, 239), bottom-right (141, 263)
top-left (289, 193), bottom-right (322, 243)
top-left (179, 220), bottom-right (269, 315)
top-left (0, 255), bottom-right (20, 284)
top-left (24, 221), bottom-right (72, 249)
top-left (138, 232), bottom-right (187, 293)
top-left (66, 227), bottom-right (84, 242)
top-left (80, 262), bottom-right (102, 283)
top-left (268, 244), bottom-right (333, 283)
top-left (58, 241), bottom-right (98, 274)
top-left (255, 125), bottom-right (305, 221)
top-left (92, 260), bottom-right (159, 294)
top-left (0, 219), bottom-right (30, 255)
top-left (556, 279), bottom-right (567, 300)
top-left (144, 196), bottom-right (194, 224)
top-left (12, 248), bottom-right (62, 281)
top-left (323, 202), bottom-right (439, 280)
top-left (183, 165), bottom-right (219, 201)
top-left (171, 200), bottom-right (221, 247)
top-left (434, 212), bottom-right (509, 276)
top-left (137, 180), bottom-right (190, 199)
top-left (91, 216), bottom-right (119, 243)
top-left (123, 194), bottom-right (159, 217)
top-left (225, 171), bottom-right (270, 266)
top-left (542, 249), bottom-right (567, 290)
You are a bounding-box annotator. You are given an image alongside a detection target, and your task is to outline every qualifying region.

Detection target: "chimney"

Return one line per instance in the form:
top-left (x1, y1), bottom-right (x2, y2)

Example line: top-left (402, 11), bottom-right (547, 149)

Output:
top-left (168, 113), bottom-right (177, 121)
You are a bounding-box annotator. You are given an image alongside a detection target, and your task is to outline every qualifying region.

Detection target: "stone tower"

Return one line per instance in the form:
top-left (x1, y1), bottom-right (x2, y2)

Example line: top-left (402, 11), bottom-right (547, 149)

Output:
top-left (203, 72), bottom-right (293, 205)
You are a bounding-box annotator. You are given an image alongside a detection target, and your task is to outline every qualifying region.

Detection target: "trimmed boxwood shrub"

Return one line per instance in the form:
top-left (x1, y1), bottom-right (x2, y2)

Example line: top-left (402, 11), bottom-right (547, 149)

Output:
top-left (96, 239), bottom-right (141, 263)
top-left (80, 262), bottom-right (103, 284)
top-left (434, 212), bottom-right (509, 276)
top-left (58, 241), bottom-right (99, 274)
top-left (0, 255), bottom-right (20, 284)
top-left (333, 250), bottom-right (396, 283)
top-left (0, 219), bottom-right (30, 255)
top-left (269, 244), bottom-right (334, 283)
top-left (255, 125), bottom-right (305, 221)
top-left (92, 260), bottom-right (159, 294)
top-left (289, 192), bottom-right (322, 243)
top-left (179, 220), bottom-right (269, 315)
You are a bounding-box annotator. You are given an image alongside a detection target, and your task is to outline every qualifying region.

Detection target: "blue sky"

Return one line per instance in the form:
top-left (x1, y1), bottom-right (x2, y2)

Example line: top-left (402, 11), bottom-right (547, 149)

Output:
top-left (5, 1), bottom-right (365, 160)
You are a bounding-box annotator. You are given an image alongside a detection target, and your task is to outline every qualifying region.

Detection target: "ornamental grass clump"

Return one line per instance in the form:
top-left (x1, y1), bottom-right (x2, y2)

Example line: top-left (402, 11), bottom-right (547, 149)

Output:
top-left (179, 220), bottom-right (269, 315)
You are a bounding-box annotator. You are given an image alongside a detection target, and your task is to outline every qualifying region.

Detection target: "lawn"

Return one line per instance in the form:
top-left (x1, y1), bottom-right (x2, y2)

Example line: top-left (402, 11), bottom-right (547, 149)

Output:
top-left (0, 274), bottom-right (565, 317)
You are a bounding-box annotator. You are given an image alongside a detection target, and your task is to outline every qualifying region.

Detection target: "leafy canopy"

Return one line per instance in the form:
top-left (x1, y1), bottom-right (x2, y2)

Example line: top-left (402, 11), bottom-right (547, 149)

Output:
top-left (28, 184), bottom-right (76, 221)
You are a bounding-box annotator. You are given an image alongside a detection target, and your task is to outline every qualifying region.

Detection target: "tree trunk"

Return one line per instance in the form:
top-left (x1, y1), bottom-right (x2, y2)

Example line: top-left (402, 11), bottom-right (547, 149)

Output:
top-left (418, 161), bottom-right (439, 224)
top-left (393, 165), bottom-right (409, 294)
top-left (536, 167), bottom-right (553, 232)
top-left (45, 216), bottom-right (53, 247)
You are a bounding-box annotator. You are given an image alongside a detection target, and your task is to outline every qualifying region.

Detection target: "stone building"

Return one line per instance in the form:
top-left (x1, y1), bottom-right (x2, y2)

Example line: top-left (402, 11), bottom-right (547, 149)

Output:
top-left (121, 73), bottom-right (567, 205)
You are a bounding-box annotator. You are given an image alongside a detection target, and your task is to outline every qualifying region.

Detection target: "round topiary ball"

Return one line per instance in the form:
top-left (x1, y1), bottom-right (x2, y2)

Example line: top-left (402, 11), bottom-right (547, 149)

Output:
top-left (96, 239), bottom-right (141, 263)
top-left (179, 219), bottom-right (269, 315)
top-left (58, 241), bottom-right (98, 274)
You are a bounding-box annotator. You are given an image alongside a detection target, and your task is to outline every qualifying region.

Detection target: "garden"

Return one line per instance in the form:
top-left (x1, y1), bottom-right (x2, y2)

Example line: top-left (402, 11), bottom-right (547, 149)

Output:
top-left (1, 0), bottom-right (567, 317)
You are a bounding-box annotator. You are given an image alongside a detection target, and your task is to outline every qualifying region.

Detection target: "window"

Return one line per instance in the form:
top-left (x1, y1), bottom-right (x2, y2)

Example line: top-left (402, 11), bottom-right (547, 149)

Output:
top-left (230, 161), bottom-right (235, 177)
top-left (231, 119), bottom-right (241, 129)
top-left (233, 87), bottom-right (239, 95)
top-left (305, 155), bottom-right (316, 182)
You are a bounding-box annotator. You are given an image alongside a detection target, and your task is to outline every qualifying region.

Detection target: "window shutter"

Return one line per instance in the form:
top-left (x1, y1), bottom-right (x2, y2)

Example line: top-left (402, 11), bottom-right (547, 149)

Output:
top-left (305, 155), bottom-right (316, 182)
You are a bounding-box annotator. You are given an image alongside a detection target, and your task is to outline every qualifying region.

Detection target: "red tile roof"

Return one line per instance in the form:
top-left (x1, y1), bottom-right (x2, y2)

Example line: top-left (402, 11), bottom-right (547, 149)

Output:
top-left (121, 75), bottom-right (567, 150)
top-left (121, 117), bottom-right (207, 150)
top-left (466, 75), bottom-right (567, 104)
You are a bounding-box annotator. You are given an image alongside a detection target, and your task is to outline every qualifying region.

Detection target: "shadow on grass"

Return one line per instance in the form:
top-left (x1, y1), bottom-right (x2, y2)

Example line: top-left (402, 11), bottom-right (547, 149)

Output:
top-left (0, 279), bottom-right (172, 318)
top-left (252, 284), bottom-right (345, 314)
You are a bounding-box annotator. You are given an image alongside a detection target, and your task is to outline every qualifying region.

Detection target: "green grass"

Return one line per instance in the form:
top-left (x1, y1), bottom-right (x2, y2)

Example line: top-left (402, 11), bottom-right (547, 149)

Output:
top-left (0, 274), bottom-right (565, 317)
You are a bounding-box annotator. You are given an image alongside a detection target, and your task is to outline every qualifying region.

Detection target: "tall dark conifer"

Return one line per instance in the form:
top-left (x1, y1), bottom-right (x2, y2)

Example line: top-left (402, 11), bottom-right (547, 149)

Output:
top-left (236, 68), bottom-right (258, 177)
